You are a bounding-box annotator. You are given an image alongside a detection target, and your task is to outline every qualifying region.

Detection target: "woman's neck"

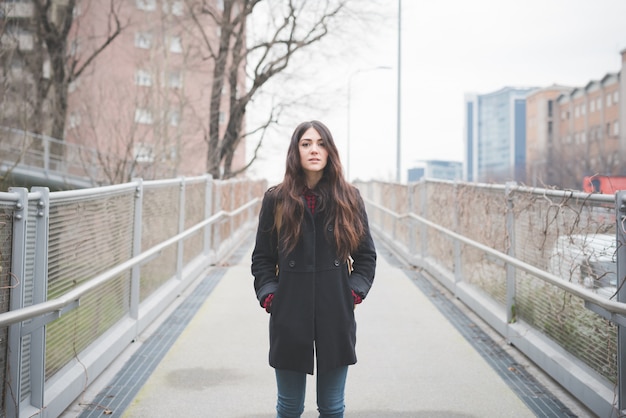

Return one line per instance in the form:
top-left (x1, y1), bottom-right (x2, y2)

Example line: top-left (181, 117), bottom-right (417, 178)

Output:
top-left (305, 173), bottom-right (322, 189)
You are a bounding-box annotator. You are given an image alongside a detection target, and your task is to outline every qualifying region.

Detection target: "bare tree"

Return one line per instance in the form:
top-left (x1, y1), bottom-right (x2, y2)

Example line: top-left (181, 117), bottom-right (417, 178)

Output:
top-left (67, 1), bottom-right (202, 185)
top-left (0, 1), bottom-right (124, 140)
top-left (187, 0), bottom-right (352, 179)
top-left (549, 128), bottom-right (621, 190)
top-left (31, 0), bottom-right (124, 140)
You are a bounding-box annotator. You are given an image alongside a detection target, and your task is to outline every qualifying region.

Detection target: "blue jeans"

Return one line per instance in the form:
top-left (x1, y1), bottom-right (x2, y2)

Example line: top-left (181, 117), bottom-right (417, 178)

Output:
top-left (275, 366), bottom-right (348, 418)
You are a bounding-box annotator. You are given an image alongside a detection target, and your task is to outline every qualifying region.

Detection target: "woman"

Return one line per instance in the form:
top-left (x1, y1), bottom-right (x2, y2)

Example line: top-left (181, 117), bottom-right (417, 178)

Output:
top-left (251, 120), bottom-right (377, 418)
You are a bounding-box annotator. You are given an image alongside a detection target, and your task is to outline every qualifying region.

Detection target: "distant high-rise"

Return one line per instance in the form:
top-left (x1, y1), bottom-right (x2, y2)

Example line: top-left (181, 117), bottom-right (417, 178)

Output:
top-left (463, 87), bottom-right (535, 183)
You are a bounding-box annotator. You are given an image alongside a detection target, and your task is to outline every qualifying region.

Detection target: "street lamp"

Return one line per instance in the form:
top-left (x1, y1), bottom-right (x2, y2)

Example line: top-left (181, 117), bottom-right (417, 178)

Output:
top-left (396, 0), bottom-right (402, 183)
top-left (346, 66), bottom-right (392, 182)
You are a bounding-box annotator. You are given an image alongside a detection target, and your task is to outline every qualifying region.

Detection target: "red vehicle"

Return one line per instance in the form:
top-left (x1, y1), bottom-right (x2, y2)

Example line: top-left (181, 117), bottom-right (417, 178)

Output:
top-left (583, 175), bottom-right (626, 194)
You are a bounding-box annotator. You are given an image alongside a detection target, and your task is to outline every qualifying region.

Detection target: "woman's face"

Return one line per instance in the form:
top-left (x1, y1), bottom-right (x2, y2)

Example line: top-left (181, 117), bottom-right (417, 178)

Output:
top-left (299, 127), bottom-right (328, 176)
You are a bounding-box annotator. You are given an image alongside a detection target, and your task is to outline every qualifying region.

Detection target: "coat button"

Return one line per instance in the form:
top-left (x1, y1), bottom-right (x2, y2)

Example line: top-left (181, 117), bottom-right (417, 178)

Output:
top-left (289, 260), bottom-right (296, 268)
top-left (327, 225), bottom-right (334, 232)
top-left (334, 259), bottom-right (340, 267)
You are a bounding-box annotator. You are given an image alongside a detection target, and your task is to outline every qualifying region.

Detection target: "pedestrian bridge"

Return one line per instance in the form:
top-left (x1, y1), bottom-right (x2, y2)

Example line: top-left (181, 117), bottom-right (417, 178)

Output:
top-left (1, 176), bottom-right (625, 417)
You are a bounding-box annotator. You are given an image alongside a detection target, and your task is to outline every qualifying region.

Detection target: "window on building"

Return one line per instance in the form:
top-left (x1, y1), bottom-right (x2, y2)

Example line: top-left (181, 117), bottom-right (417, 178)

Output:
top-left (581, 131), bottom-right (586, 143)
top-left (590, 100), bottom-right (595, 112)
top-left (134, 143), bottom-right (155, 163)
top-left (69, 112), bottom-right (81, 128)
top-left (581, 104), bottom-right (586, 115)
top-left (168, 71), bottom-right (182, 88)
top-left (135, 32), bottom-right (152, 49)
top-left (547, 100), bottom-right (553, 118)
top-left (43, 59), bottom-right (51, 79)
top-left (607, 122), bottom-right (611, 136)
top-left (607, 94), bottom-right (612, 107)
top-left (172, 1), bottom-right (184, 16)
top-left (135, 108), bottom-right (153, 124)
top-left (69, 39), bottom-right (79, 56)
top-left (135, 69), bottom-right (152, 86)
top-left (615, 121), bottom-right (620, 136)
top-left (68, 78), bottom-right (80, 93)
top-left (574, 106), bottom-right (579, 118)
top-left (169, 35), bottom-right (182, 53)
top-left (614, 91), bottom-right (619, 103)
top-left (169, 109), bottom-right (180, 126)
top-left (597, 98), bottom-right (602, 110)
top-left (136, 0), bottom-right (156, 11)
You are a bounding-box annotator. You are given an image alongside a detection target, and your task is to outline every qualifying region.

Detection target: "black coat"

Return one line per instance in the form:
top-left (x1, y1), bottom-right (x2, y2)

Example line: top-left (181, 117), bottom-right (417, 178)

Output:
top-left (251, 187), bottom-right (377, 375)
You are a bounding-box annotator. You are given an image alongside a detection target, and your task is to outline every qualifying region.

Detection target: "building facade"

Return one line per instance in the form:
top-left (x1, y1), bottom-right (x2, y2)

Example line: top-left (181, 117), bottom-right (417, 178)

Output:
top-left (525, 85), bottom-right (572, 187)
top-left (0, 0), bottom-right (246, 184)
top-left (525, 49), bottom-right (624, 190)
top-left (464, 87), bottom-right (535, 183)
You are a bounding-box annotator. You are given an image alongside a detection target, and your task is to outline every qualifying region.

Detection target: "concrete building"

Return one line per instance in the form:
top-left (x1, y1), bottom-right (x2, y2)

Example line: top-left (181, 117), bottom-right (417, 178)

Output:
top-left (408, 160), bottom-right (462, 182)
top-left (0, 0), bottom-right (246, 184)
top-left (525, 85), bottom-right (572, 187)
top-left (464, 87), bottom-right (535, 183)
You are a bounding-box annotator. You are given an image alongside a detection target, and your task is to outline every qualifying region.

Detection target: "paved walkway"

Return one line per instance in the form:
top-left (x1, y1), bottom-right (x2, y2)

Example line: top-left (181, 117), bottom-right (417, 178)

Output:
top-left (71, 238), bottom-right (586, 418)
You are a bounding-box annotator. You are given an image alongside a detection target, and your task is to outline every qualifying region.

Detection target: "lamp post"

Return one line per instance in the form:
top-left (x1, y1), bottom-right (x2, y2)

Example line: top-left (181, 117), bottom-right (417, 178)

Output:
top-left (347, 66), bottom-right (392, 182)
top-left (396, 0), bottom-right (402, 183)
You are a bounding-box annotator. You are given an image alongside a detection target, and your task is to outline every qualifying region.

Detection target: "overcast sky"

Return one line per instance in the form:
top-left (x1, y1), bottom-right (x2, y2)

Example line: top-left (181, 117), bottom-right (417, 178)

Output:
top-left (247, 0), bottom-right (626, 184)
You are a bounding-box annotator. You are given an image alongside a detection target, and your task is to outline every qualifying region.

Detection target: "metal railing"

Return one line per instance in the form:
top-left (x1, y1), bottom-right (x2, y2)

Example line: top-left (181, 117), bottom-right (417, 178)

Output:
top-left (355, 179), bottom-right (626, 418)
top-left (0, 127), bottom-right (175, 189)
top-left (0, 175), bottom-right (266, 418)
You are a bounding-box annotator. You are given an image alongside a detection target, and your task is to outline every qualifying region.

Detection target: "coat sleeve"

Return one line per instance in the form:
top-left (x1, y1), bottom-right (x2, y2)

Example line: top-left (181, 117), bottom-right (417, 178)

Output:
top-left (251, 189), bottom-right (280, 307)
top-left (349, 191), bottom-right (377, 299)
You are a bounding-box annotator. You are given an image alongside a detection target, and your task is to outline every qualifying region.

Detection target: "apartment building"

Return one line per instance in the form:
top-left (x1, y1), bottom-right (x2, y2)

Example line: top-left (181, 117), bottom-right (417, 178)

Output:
top-left (525, 49), bottom-right (624, 190)
top-left (0, 0), bottom-right (246, 183)
top-left (463, 87), bottom-right (536, 183)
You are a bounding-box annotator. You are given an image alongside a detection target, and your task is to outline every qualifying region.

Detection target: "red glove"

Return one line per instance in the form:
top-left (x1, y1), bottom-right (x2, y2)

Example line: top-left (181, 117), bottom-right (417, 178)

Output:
top-left (263, 294), bottom-right (274, 313)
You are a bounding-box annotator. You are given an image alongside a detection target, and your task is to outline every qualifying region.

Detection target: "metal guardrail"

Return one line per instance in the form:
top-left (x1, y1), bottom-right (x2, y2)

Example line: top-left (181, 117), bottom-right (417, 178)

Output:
top-left (0, 176), bottom-right (266, 418)
top-left (366, 198), bottom-right (626, 318)
top-left (356, 179), bottom-right (625, 417)
top-left (0, 198), bottom-right (259, 329)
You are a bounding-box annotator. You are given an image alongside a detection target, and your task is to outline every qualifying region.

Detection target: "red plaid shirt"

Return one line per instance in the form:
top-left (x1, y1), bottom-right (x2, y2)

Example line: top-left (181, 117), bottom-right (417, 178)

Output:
top-left (304, 187), bottom-right (316, 214)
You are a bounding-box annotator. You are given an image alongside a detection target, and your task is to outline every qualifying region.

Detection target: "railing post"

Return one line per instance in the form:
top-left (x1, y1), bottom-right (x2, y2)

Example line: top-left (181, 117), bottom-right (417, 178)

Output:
top-left (43, 136), bottom-right (50, 172)
top-left (453, 182), bottom-right (462, 284)
top-left (505, 182), bottom-right (517, 326)
top-left (420, 181), bottom-right (428, 260)
top-left (616, 191), bottom-right (626, 412)
top-left (6, 188), bottom-right (28, 418)
top-left (204, 175), bottom-right (214, 263)
top-left (177, 178), bottom-right (186, 280)
top-left (130, 179), bottom-right (143, 321)
top-left (214, 182), bottom-right (222, 258)
top-left (407, 183), bottom-right (416, 262)
top-left (29, 187), bottom-right (50, 412)
top-left (230, 181), bottom-right (235, 241)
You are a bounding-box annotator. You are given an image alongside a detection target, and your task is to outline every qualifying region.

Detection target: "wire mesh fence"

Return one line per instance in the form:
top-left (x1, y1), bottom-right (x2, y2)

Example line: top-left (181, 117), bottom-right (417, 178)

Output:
top-left (356, 178), bottom-right (622, 415)
top-left (0, 175), bottom-right (266, 417)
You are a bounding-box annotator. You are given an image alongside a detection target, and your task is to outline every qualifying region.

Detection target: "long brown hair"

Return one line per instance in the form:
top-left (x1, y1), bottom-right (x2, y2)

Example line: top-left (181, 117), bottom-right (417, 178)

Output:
top-left (273, 120), bottom-right (365, 261)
